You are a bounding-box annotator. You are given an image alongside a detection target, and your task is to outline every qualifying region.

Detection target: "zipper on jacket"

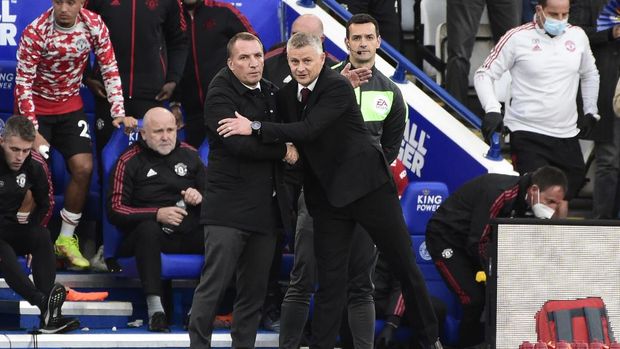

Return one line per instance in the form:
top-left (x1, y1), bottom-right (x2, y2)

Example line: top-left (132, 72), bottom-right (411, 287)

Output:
top-left (129, 0), bottom-right (136, 98)
top-left (190, 12), bottom-right (205, 104)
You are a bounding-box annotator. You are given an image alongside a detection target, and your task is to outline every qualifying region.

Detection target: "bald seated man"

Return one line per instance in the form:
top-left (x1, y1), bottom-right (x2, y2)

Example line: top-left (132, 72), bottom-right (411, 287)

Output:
top-left (107, 107), bottom-right (206, 332)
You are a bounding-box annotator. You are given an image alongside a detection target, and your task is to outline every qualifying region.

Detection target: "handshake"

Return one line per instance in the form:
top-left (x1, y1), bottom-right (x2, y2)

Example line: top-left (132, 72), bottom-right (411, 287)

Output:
top-left (283, 143), bottom-right (299, 165)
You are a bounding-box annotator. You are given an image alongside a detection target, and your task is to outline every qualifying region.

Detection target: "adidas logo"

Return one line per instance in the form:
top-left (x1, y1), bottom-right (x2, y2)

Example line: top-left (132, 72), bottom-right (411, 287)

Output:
top-left (147, 169), bottom-right (157, 177)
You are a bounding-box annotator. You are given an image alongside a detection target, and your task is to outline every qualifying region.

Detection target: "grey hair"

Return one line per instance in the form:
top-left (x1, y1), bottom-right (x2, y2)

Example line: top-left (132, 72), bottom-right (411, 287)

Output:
top-left (1, 115), bottom-right (35, 142)
top-left (286, 32), bottom-right (323, 54)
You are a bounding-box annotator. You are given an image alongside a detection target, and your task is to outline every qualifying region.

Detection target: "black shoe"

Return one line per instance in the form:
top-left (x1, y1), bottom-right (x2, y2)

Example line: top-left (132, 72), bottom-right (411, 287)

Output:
top-left (39, 316), bottom-right (80, 334)
top-left (148, 312), bottom-right (170, 333)
top-left (261, 304), bottom-right (281, 332)
top-left (40, 283), bottom-right (66, 328)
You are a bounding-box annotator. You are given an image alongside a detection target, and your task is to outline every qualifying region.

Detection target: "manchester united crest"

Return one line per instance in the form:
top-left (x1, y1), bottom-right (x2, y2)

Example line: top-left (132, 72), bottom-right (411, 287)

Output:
top-left (565, 40), bottom-right (576, 52)
top-left (16, 174), bottom-right (26, 188)
top-left (145, 0), bottom-right (158, 10)
top-left (174, 163), bottom-right (188, 177)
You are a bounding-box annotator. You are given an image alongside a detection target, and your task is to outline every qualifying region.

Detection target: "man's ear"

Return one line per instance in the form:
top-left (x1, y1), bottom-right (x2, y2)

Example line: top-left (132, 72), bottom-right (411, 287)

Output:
top-left (227, 58), bottom-right (233, 70)
top-left (344, 37), bottom-right (350, 52)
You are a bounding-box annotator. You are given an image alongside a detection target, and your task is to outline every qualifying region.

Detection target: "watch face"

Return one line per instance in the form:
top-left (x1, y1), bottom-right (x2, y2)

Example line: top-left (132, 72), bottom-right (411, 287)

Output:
top-left (251, 121), bottom-right (261, 130)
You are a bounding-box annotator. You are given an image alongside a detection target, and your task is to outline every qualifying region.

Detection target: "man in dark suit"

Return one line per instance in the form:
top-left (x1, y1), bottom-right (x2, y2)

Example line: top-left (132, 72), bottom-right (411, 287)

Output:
top-left (188, 32), bottom-right (298, 349)
top-left (217, 32), bottom-right (441, 349)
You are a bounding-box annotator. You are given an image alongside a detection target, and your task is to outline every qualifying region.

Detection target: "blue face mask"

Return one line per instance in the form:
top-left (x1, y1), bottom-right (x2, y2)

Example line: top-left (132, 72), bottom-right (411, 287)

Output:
top-left (542, 11), bottom-right (568, 36)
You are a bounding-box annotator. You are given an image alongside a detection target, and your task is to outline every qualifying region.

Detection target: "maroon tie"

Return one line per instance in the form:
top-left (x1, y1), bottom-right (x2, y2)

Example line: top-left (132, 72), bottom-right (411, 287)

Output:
top-left (300, 87), bottom-right (311, 105)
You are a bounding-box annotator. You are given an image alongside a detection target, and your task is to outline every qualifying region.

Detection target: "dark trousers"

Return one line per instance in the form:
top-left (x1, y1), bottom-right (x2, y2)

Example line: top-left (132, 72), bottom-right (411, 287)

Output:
top-left (427, 236), bottom-right (485, 347)
top-left (117, 220), bottom-right (204, 295)
top-left (280, 193), bottom-right (378, 349)
top-left (340, 0), bottom-right (402, 49)
top-left (510, 131), bottom-right (586, 200)
top-left (189, 225), bottom-right (277, 349)
top-left (308, 181), bottom-right (438, 349)
top-left (0, 223), bottom-right (55, 309)
top-left (94, 96), bottom-right (162, 156)
top-left (593, 118), bottom-right (620, 218)
top-left (445, 0), bottom-right (521, 104)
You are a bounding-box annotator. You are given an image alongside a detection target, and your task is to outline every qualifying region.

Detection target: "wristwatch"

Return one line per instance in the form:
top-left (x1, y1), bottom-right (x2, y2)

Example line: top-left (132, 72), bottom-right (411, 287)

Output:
top-left (251, 120), bottom-right (262, 136)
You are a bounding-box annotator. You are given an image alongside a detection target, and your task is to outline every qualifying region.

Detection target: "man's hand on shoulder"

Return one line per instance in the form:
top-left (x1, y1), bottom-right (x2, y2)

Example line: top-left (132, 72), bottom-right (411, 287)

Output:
top-left (217, 111), bottom-right (251, 138)
top-left (182, 188), bottom-right (202, 206)
top-left (156, 206), bottom-right (187, 226)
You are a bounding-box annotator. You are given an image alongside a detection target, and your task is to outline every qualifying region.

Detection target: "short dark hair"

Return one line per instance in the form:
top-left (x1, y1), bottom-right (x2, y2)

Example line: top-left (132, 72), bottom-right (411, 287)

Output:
top-left (538, 0), bottom-right (548, 6)
top-left (346, 13), bottom-right (380, 39)
top-left (226, 32), bottom-right (263, 58)
top-left (1, 115), bottom-right (36, 142)
top-left (531, 166), bottom-right (568, 193)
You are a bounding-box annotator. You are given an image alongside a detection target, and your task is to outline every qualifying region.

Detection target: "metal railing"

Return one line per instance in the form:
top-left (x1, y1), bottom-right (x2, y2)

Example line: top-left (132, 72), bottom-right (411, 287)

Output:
top-left (296, 0), bottom-right (502, 161)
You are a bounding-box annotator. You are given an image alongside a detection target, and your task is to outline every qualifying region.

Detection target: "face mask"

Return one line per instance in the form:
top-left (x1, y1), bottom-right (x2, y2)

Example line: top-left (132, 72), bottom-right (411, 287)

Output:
top-left (531, 188), bottom-right (555, 219)
top-left (542, 11), bottom-right (568, 36)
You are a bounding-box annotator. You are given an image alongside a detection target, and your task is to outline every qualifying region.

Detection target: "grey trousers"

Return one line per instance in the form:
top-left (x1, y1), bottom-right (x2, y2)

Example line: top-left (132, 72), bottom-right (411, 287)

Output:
top-left (189, 225), bottom-right (276, 349)
top-left (445, 0), bottom-right (521, 104)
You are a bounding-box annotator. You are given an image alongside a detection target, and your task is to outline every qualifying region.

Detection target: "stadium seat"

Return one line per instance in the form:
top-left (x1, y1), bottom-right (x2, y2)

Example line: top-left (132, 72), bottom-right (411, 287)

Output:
top-left (101, 124), bottom-right (204, 279)
top-left (400, 181), bottom-right (449, 235)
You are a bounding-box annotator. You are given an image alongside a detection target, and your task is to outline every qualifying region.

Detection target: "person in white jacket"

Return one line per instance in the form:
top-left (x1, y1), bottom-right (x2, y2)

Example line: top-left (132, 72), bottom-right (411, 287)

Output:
top-left (474, 0), bottom-right (599, 203)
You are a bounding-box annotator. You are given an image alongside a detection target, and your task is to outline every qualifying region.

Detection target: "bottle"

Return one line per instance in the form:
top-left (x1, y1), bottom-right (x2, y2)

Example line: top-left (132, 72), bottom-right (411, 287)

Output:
top-left (162, 199), bottom-right (186, 234)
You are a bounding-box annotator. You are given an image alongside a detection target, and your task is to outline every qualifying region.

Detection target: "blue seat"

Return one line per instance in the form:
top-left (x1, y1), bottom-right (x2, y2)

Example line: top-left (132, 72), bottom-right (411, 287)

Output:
top-left (401, 181), bottom-right (449, 235)
top-left (383, 182), bottom-right (460, 345)
top-left (101, 124), bottom-right (204, 279)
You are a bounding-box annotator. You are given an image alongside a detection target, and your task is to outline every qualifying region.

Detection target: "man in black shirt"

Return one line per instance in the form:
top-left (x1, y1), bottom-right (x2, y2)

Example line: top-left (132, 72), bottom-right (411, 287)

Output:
top-left (426, 166), bottom-right (567, 347)
top-left (0, 115), bottom-right (78, 334)
top-left (170, 0), bottom-right (256, 148)
top-left (107, 107), bottom-right (205, 333)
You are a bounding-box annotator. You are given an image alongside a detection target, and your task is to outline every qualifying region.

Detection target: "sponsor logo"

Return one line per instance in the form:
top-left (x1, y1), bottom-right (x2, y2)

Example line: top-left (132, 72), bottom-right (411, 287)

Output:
top-left (532, 44), bottom-right (541, 52)
top-left (398, 119), bottom-right (429, 178)
top-left (174, 162), bottom-right (187, 176)
top-left (0, 0), bottom-right (18, 46)
top-left (565, 40), bottom-right (575, 52)
top-left (96, 118), bottom-right (104, 131)
top-left (416, 191), bottom-right (443, 212)
top-left (146, 169), bottom-right (157, 178)
top-left (0, 69), bottom-right (14, 90)
top-left (374, 96), bottom-right (389, 114)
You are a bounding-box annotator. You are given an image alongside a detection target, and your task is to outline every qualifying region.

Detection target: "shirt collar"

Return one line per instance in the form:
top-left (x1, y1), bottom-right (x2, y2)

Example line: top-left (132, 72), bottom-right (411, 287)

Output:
top-left (297, 78), bottom-right (318, 101)
top-left (242, 82), bottom-right (261, 91)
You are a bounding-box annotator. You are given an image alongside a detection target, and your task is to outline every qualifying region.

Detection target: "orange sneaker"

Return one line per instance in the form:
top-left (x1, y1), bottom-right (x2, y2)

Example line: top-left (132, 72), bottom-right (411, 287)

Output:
top-left (66, 288), bottom-right (109, 301)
